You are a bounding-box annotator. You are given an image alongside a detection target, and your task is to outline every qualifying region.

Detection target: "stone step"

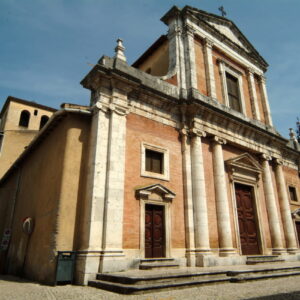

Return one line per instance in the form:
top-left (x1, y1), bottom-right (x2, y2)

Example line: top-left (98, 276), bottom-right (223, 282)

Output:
top-left (96, 270), bottom-right (228, 285)
top-left (230, 271), bottom-right (300, 283)
top-left (89, 274), bottom-right (230, 294)
top-left (246, 255), bottom-right (284, 265)
top-left (139, 258), bottom-right (180, 270)
top-left (228, 265), bottom-right (300, 277)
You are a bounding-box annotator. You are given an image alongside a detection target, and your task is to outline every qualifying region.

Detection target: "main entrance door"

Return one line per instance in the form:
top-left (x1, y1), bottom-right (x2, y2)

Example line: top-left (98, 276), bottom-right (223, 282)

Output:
top-left (145, 204), bottom-right (165, 258)
top-left (235, 183), bottom-right (260, 255)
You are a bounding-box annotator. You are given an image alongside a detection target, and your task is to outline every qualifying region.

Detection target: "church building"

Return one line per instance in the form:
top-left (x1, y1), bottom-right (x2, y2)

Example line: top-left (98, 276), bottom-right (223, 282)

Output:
top-left (0, 5), bottom-right (299, 285)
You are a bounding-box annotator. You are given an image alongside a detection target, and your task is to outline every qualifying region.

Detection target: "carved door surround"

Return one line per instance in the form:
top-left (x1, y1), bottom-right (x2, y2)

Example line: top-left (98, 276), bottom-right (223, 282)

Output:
top-left (226, 153), bottom-right (266, 255)
top-left (135, 184), bottom-right (175, 258)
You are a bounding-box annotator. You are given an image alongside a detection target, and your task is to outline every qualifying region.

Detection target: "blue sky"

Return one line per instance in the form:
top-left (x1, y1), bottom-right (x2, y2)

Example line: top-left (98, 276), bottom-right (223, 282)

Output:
top-left (0, 0), bottom-right (299, 137)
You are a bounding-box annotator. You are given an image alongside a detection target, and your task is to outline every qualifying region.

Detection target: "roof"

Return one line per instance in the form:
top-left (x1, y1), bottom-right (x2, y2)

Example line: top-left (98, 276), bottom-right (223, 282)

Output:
top-left (0, 96), bottom-right (57, 119)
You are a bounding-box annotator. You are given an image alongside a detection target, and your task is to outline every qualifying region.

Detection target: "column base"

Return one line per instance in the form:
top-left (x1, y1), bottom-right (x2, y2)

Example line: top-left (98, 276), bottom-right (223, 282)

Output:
top-left (99, 250), bottom-right (126, 273)
top-left (287, 248), bottom-right (299, 254)
top-left (75, 251), bottom-right (101, 285)
top-left (272, 248), bottom-right (287, 255)
top-left (219, 248), bottom-right (236, 257)
top-left (185, 249), bottom-right (196, 267)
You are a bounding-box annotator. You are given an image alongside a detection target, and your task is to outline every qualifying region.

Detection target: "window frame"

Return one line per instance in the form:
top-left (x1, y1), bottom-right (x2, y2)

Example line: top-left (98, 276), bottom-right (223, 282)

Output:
top-left (288, 185), bottom-right (298, 203)
top-left (219, 61), bottom-right (246, 114)
top-left (19, 110), bottom-right (31, 128)
top-left (141, 142), bottom-right (169, 181)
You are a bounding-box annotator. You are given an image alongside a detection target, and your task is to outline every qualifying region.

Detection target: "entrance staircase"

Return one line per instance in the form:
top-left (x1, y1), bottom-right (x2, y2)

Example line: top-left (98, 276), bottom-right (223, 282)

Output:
top-left (88, 260), bottom-right (300, 294)
top-left (139, 258), bottom-right (179, 270)
top-left (246, 255), bottom-right (284, 265)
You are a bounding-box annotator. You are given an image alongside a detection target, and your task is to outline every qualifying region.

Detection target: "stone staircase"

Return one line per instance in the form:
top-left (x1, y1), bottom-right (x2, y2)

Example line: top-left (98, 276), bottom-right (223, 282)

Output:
top-left (88, 261), bottom-right (300, 294)
top-left (139, 258), bottom-right (179, 270)
top-left (246, 255), bottom-right (284, 265)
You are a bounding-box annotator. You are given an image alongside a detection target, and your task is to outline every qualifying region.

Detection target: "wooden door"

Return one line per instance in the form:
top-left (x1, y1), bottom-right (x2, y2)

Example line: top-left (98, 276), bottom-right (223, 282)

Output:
top-left (296, 222), bottom-right (300, 245)
top-left (235, 183), bottom-right (260, 255)
top-left (145, 204), bottom-right (165, 258)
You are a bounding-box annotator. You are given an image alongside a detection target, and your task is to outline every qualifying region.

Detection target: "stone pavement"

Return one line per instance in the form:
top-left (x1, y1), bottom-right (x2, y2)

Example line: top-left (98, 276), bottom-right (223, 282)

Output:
top-left (1, 274), bottom-right (300, 300)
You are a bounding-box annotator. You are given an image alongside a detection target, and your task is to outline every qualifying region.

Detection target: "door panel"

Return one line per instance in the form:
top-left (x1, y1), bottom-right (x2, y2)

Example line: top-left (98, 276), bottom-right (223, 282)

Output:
top-left (145, 204), bottom-right (165, 258)
top-left (235, 183), bottom-right (260, 255)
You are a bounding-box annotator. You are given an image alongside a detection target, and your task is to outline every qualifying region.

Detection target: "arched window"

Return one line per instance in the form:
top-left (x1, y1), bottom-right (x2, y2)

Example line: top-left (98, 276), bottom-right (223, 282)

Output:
top-left (39, 115), bottom-right (49, 129)
top-left (19, 110), bottom-right (30, 127)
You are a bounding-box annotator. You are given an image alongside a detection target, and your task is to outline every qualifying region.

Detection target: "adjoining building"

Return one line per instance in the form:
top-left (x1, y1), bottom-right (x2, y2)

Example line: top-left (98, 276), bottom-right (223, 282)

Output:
top-left (0, 5), bottom-right (299, 285)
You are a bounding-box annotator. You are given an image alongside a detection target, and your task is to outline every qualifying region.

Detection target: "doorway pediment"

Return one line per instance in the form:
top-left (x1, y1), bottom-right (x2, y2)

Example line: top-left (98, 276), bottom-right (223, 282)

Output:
top-left (135, 184), bottom-right (175, 202)
top-left (225, 153), bottom-right (262, 183)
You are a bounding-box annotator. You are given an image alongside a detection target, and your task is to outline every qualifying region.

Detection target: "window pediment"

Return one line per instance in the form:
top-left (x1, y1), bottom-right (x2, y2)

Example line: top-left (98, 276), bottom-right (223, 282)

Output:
top-left (135, 184), bottom-right (175, 202)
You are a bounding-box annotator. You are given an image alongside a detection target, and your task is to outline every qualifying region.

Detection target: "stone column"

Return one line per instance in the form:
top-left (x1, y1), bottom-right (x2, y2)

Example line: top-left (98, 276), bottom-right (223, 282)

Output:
top-left (204, 38), bottom-right (217, 99)
top-left (99, 103), bottom-right (128, 273)
top-left (180, 128), bottom-right (196, 266)
top-left (183, 25), bottom-right (197, 90)
top-left (247, 69), bottom-right (261, 121)
top-left (274, 159), bottom-right (298, 253)
top-left (212, 136), bottom-right (235, 256)
top-left (259, 76), bottom-right (273, 126)
top-left (76, 101), bottom-right (110, 284)
top-left (261, 155), bottom-right (285, 253)
top-left (190, 129), bottom-right (211, 254)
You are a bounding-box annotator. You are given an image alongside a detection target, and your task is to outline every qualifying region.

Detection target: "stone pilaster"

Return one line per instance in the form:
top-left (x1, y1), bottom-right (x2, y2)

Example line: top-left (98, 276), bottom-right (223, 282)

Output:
top-left (76, 101), bottom-right (110, 284)
top-left (190, 128), bottom-right (211, 256)
top-left (204, 39), bottom-right (217, 99)
top-left (274, 159), bottom-right (298, 253)
top-left (99, 103), bottom-right (128, 273)
top-left (180, 128), bottom-right (196, 266)
top-left (259, 76), bottom-right (273, 126)
top-left (183, 25), bottom-right (197, 90)
top-left (247, 69), bottom-right (260, 121)
top-left (212, 136), bottom-right (235, 256)
top-left (261, 155), bottom-right (285, 254)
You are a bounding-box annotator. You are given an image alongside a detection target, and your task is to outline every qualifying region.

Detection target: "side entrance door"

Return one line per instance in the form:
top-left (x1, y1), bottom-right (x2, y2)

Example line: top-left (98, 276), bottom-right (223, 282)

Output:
top-left (235, 183), bottom-right (260, 255)
top-left (145, 204), bottom-right (165, 258)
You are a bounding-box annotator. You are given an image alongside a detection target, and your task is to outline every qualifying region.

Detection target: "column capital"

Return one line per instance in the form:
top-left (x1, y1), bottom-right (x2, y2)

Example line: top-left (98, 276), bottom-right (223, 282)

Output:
top-left (274, 158), bottom-right (284, 165)
top-left (246, 67), bottom-right (256, 76)
top-left (212, 136), bottom-right (226, 145)
top-left (204, 38), bottom-right (214, 49)
top-left (259, 75), bottom-right (267, 84)
top-left (261, 153), bottom-right (272, 161)
top-left (190, 128), bottom-right (206, 138)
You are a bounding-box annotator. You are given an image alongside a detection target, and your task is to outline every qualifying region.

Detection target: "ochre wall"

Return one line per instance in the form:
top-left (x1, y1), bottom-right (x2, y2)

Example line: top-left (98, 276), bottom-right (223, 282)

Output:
top-left (194, 39), bottom-right (208, 96)
top-left (137, 40), bottom-right (169, 77)
top-left (123, 113), bottom-right (185, 251)
top-left (0, 113), bottom-right (90, 284)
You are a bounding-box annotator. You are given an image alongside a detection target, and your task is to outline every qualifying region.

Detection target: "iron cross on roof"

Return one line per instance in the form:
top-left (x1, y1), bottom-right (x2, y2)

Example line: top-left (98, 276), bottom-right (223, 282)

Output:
top-left (218, 6), bottom-right (227, 17)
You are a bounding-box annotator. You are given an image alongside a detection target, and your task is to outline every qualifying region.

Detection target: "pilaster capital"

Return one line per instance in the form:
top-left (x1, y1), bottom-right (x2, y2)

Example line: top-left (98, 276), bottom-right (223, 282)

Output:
top-left (94, 101), bottom-right (109, 113)
top-left (109, 103), bottom-right (129, 116)
top-left (168, 25), bottom-right (182, 39)
top-left (183, 24), bottom-right (195, 37)
top-left (212, 136), bottom-right (226, 145)
top-left (190, 128), bottom-right (206, 138)
top-left (261, 153), bottom-right (272, 161)
top-left (259, 75), bottom-right (267, 85)
top-left (246, 68), bottom-right (255, 76)
top-left (204, 38), bottom-right (214, 49)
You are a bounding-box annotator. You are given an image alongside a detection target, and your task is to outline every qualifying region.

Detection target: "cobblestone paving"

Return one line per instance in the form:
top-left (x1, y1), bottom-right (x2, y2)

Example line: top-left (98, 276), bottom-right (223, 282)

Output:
top-left (1, 275), bottom-right (300, 300)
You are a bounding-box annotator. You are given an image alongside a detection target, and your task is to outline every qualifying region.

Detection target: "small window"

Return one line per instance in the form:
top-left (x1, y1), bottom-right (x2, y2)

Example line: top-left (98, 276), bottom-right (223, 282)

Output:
top-left (289, 186), bottom-right (298, 202)
top-left (226, 72), bottom-right (242, 113)
top-left (141, 143), bottom-right (169, 181)
top-left (39, 115), bottom-right (49, 130)
top-left (19, 110), bottom-right (30, 127)
top-left (34, 109), bottom-right (38, 116)
top-left (146, 149), bottom-right (163, 174)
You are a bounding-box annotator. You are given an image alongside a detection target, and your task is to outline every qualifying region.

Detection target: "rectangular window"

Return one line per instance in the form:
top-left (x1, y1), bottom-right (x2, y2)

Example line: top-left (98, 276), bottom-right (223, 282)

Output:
top-left (226, 72), bottom-right (242, 113)
top-left (289, 186), bottom-right (298, 202)
top-left (146, 149), bottom-right (163, 174)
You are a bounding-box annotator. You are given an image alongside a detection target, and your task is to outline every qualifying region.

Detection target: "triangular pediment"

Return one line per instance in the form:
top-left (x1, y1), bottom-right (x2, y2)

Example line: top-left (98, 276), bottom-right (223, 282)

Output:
top-left (184, 6), bottom-right (268, 71)
top-left (226, 153), bottom-right (262, 173)
top-left (135, 184), bottom-right (176, 201)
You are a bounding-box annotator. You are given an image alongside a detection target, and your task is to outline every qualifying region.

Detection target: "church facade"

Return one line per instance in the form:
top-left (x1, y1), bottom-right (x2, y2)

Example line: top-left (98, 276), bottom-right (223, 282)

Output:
top-left (0, 6), bottom-right (299, 285)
